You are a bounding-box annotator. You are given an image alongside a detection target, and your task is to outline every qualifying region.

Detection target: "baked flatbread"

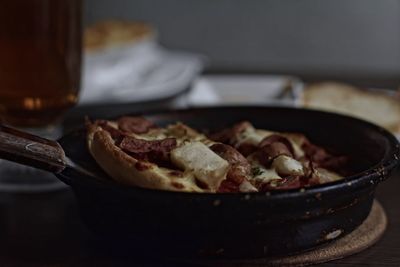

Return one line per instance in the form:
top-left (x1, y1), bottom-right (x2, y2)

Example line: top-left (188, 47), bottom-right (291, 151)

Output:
top-left (87, 117), bottom-right (346, 193)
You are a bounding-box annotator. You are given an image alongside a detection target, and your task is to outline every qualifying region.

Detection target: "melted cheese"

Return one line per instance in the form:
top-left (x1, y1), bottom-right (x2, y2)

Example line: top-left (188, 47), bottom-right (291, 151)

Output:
top-left (239, 180), bottom-right (258, 192)
top-left (281, 133), bottom-right (306, 158)
top-left (255, 167), bottom-right (282, 183)
top-left (135, 128), bottom-right (167, 141)
top-left (171, 141), bottom-right (229, 191)
top-left (272, 155), bottom-right (304, 176)
top-left (315, 168), bottom-right (343, 183)
top-left (235, 126), bottom-right (273, 147)
top-left (235, 125), bottom-right (306, 159)
top-left (250, 158), bottom-right (282, 184)
top-left (166, 123), bottom-right (214, 146)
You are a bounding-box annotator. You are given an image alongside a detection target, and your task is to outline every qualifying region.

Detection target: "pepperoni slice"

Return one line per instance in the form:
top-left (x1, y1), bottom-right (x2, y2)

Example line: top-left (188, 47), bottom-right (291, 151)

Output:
top-left (96, 120), bottom-right (124, 140)
top-left (302, 142), bottom-right (348, 173)
top-left (259, 134), bottom-right (294, 155)
top-left (120, 136), bottom-right (176, 154)
top-left (118, 116), bottom-right (157, 134)
top-left (119, 136), bottom-right (177, 168)
top-left (217, 179), bottom-right (241, 193)
top-left (257, 142), bottom-right (293, 167)
top-left (209, 121), bottom-right (252, 144)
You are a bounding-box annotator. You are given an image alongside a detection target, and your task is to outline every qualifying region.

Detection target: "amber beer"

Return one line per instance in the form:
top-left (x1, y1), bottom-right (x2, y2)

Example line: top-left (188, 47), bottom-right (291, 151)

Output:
top-left (0, 0), bottom-right (82, 127)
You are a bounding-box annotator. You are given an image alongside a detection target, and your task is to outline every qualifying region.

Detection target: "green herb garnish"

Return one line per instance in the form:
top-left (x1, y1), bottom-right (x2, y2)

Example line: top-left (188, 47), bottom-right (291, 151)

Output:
top-left (252, 167), bottom-right (264, 177)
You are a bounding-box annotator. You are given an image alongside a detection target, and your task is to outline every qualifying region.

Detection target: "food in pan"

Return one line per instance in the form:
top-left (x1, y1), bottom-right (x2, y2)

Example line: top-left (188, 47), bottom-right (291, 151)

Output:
top-left (86, 116), bottom-right (348, 193)
top-left (300, 82), bottom-right (400, 134)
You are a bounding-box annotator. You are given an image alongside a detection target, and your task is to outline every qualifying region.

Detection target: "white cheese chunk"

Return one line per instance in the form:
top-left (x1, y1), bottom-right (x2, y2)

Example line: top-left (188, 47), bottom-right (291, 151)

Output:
top-left (236, 127), bottom-right (273, 147)
top-left (290, 141), bottom-right (305, 158)
top-left (272, 155), bottom-right (304, 176)
top-left (315, 168), bottom-right (343, 183)
top-left (171, 141), bottom-right (229, 191)
top-left (252, 165), bottom-right (282, 183)
top-left (281, 133), bottom-right (306, 158)
top-left (239, 180), bottom-right (258, 192)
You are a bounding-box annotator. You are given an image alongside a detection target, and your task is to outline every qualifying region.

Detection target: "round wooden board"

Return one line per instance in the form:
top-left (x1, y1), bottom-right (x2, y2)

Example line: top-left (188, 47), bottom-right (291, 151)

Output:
top-left (191, 200), bottom-right (387, 267)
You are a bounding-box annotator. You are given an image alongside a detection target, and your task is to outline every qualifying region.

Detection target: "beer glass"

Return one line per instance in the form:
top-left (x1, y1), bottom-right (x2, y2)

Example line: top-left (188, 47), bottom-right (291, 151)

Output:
top-left (0, 0), bottom-right (82, 192)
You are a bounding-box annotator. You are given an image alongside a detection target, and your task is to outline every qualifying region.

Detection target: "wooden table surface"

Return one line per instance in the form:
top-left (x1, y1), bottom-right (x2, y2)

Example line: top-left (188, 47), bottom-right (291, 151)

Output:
top-left (0, 105), bottom-right (399, 267)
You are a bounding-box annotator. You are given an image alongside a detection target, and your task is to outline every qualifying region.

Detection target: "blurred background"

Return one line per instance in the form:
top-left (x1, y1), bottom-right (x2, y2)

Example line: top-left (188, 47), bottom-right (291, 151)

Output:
top-left (84, 0), bottom-right (400, 87)
top-left (1, 1), bottom-right (400, 265)
top-left (74, 0), bottom-right (400, 132)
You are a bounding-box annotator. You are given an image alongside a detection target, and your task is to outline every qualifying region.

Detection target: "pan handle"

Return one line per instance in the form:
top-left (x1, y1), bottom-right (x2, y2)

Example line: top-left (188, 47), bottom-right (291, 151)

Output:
top-left (0, 124), bottom-right (66, 173)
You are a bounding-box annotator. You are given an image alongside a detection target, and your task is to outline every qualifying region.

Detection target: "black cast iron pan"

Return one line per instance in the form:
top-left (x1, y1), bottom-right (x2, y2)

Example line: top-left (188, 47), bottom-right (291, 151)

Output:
top-left (0, 106), bottom-right (399, 259)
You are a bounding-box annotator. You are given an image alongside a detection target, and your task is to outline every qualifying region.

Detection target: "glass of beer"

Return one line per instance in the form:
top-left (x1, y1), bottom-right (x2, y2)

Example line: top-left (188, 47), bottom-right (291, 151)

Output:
top-left (0, 0), bottom-right (82, 192)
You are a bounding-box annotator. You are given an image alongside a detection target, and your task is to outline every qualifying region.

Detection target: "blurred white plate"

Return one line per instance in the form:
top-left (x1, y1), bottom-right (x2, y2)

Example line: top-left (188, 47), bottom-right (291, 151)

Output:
top-left (79, 43), bottom-right (204, 105)
top-left (187, 75), bottom-right (303, 107)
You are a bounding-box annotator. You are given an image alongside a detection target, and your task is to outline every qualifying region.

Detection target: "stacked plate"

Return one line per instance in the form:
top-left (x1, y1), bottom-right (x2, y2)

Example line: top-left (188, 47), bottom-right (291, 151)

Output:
top-left (80, 20), bottom-right (204, 105)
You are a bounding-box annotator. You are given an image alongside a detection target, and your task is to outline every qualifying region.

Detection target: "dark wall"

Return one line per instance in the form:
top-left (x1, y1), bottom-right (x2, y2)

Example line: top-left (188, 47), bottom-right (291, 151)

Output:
top-left (85, 0), bottom-right (400, 85)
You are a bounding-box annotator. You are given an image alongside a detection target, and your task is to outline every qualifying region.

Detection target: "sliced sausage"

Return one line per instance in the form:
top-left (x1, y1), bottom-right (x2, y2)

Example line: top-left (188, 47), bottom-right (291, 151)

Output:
top-left (120, 136), bottom-right (176, 153)
top-left (259, 134), bottom-right (294, 155)
top-left (256, 142), bottom-right (293, 167)
top-left (302, 142), bottom-right (348, 173)
top-left (118, 116), bottom-right (157, 134)
top-left (119, 136), bottom-right (177, 167)
top-left (209, 121), bottom-right (253, 144)
top-left (96, 120), bottom-right (124, 140)
top-left (236, 143), bottom-right (258, 157)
